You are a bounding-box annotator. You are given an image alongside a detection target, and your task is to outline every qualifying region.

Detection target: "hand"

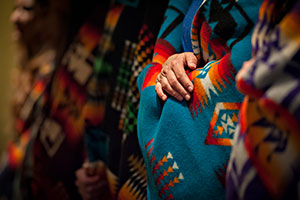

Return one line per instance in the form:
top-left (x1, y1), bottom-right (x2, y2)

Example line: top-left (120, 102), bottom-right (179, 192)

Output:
top-left (155, 52), bottom-right (198, 101)
top-left (75, 162), bottom-right (108, 200)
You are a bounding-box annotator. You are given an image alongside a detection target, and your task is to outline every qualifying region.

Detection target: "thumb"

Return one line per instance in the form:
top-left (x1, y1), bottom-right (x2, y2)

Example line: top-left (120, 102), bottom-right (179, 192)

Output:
top-left (184, 52), bottom-right (198, 69)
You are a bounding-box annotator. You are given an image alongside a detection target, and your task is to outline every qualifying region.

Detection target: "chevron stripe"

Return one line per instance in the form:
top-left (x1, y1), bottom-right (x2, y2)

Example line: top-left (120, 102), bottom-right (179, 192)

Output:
top-left (188, 55), bottom-right (236, 117)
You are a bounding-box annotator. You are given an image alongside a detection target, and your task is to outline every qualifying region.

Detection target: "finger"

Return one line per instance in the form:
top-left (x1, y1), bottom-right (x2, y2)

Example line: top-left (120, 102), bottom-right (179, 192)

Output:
top-left (82, 176), bottom-right (100, 187)
top-left (184, 52), bottom-right (198, 69)
top-left (86, 180), bottom-right (107, 194)
top-left (76, 168), bottom-right (84, 177)
top-left (160, 76), bottom-right (183, 101)
top-left (76, 171), bottom-right (100, 186)
top-left (167, 70), bottom-right (191, 101)
top-left (155, 81), bottom-right (167, 101)
top-left (172, 57), bottom-right (194, 93)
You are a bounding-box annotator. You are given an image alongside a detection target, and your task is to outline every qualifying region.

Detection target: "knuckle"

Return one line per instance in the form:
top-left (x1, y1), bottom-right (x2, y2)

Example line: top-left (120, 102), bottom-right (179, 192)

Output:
top-left (165, 59), bottom-right (173, 66)
top-left (161, 70), bottom-right (167, 77)
top-left (169, 78), bottom-right (176, 86)
top-left (177, 72), bottom-right (187, 82)
top-left (162, 62), bottom-right (168, 70)
top-left (179, 53), bottom-right (185, 58)
top-left (170, 60), bottom-right (177, 66)
top-left (169, 54), bottom-right (176, 60)
top-left (176, 73), bottom-right (182, 80)
top-left (173, 92), bottom-right (181, 100)
top-left (160, 77), bottom-right (167, 84)
top-left (185, 82), bottom-right (191, 89)
top-left (161, 81), bottom-right (169, 91)
top-left (176, 87), bottom-right (186, 97)
top-left (156, 75), bottom-right (160, 83)
top-left (155, 85), bottom-right (160, 93)
top-left (161, 83), bottom-right (168, 90)
top-left (181, 90), bottom-right (188, 97)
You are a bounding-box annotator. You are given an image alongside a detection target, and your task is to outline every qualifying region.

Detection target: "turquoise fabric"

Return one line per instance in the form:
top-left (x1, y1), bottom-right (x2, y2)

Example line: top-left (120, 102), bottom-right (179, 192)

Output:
top-left (137, 0), bottom-right (262, 199)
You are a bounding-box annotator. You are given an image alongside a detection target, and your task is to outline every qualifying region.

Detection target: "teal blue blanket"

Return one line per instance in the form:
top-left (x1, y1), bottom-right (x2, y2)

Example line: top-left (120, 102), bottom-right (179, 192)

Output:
top-left (137, 0), bottom-right (262, 199)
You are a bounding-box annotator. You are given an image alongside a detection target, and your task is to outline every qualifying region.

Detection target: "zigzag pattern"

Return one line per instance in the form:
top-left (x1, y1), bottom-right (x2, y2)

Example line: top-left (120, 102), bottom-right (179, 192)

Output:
top-left (118, 155), bottom-right (147, 200)
top-left (226, 121), bottom-right (258, 200)
top-left (50, 23), bottom-right (104, 144)
top-left (214, 162), bottom-right (228, 187)
top-left (229, 1), bottom-right (300, 197)
top-left (106, 168), bottom-right (119, 198)
top-left (188, 55), bottom-right (236, 118)
top-left (191, 5), bottom-right (230, 61)
top-left (111, 40), bottom-right (137, 114)
top-left (141, 39), bottom-right (177, 91)
top-left (227, 96), bottom-right (300, 199)
top-left (145, 138), bottom-right (184, 200)
top-left (121, 24), bottom-right (155, 133)
top-left (141, 64), bottom-right (162, 91)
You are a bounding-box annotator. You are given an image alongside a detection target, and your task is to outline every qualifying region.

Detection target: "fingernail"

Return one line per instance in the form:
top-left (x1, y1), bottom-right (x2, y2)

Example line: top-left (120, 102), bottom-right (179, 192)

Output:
top-left (185, 94), bottom-right (190, 101)
top-left (189, 63), bottom-right (196, 68)
top-left (177, 96), bottom-right (183, 101)
top-left (162, 95), bottom-right (167, 101)
top-left (188, 86), bottom-right (193, 92)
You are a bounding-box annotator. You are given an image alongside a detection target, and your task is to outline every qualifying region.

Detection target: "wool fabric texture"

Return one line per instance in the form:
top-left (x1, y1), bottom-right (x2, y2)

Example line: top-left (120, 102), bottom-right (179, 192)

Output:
top-left (226, 0), bottom-right (300, 199)
top-left (137, 0), bottom-right (262, 199)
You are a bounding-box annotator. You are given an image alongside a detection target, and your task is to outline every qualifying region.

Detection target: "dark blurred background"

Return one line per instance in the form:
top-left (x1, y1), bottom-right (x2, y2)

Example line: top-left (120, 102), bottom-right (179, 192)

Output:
top-left (0, 1), bottom-right (15, 155)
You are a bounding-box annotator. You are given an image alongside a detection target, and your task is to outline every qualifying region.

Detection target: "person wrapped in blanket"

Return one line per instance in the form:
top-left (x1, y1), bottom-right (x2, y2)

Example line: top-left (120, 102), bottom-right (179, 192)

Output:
top-left (137, 0), bottom-right (262, 199)
top-left (226, 0), bottom-right (300, 199)
top-left (74, 0), bottom-right (170, 200)
top-left (0, 0), bottom-right (71, 199)
top-left (0, 0), bottom-right (110, 199)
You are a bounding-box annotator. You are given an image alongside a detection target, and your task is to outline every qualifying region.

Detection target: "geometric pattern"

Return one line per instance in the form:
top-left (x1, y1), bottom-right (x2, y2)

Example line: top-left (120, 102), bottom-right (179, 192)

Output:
top-left (188, 57), bottom-right (236, 118)
top-left (138, 0), bottom-right (262, 199)
top-left (51, 23), bottom-right (102, 143)
top-left (40, 118), bottom-right (64, 157)
top-left (30, 22), bottom-right (102, 199)
top-left (141, 39), bottom-right (177, 91)
top-left (118, 155), bottom-right (147, 200)
top-left (63, 42), bottom-right (94, 86)
top-left (121, 24), bottom-right (156, 135)
top-left (226, 122), bottom-right (259, 200)
top-left (7, 70), bottom-right (52, 169)
top-left (188, 0), bottom-right (254, 118)
top-left (214, 162), bottom-right (228, 188)
top-left (85, 4), bottom-right (124, 128)
top-left (205, 102), bottom-right (241, 146)
top-left (4, 13), bottom-right (108, 199)
top-left (111, 40), bottom-right (137, 115)
top-left (227, 95), bottom-right (300, 199)
top-left (191, 0), bottom-right (253, 61)
top-left (117, 1), bottom-right (171, 198)
top-left (227, 0), bottom-right (300, 198)
top-left (144, 138), bottom-right (184, 200)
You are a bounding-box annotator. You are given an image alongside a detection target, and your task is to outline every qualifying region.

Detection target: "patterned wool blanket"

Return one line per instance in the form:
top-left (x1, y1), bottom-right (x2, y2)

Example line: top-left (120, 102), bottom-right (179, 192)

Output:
top-left (137, 0), bottom-right (262, 199)
top-left (226, 0), bottom-right (300, 199)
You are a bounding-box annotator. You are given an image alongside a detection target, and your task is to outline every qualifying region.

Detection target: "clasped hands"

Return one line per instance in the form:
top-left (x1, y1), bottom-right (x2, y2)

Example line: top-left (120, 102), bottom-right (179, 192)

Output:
top-left (155, 52), bottom-right (198, 101)
top-left (75, 161), bottom-right (110, 200)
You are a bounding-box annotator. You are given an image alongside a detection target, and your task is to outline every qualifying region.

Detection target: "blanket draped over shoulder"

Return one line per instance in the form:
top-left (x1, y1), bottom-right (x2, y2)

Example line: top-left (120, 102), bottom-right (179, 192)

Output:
top-left (137, 0), bottom-right (262, 199)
